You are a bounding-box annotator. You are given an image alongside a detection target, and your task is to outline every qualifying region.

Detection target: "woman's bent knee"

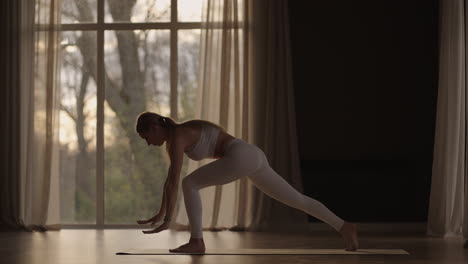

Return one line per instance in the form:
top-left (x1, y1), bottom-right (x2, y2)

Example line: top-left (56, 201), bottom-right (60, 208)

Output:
top-left (182, 177), bottom-right (196, 191)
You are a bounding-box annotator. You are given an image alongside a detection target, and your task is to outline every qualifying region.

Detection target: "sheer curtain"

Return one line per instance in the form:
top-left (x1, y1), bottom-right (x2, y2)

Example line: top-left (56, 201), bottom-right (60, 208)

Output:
top-left (0, 0), bottom-right (62, 231)
top-left (171, 0), bottom-right (253, 232)
top-left (21, 0), bottom-right (63, 231)
top-left (172, 0), bottom-right (309, 233)
top-left (246, 0), bottom-right (309, 231)
top-left (427, 0), bottom-right (466, 241)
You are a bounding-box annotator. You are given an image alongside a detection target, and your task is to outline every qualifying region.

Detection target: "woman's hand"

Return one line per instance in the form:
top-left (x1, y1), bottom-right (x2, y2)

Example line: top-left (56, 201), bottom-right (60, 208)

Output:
top-left (141, 220), bottom-right (170, 234)
top-left (137, 212), bottom-right (164, 226)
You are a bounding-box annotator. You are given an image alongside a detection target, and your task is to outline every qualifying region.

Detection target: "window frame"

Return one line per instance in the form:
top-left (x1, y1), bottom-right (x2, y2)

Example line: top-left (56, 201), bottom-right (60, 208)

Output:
top-left (59, 0), bottom-right (201, 229)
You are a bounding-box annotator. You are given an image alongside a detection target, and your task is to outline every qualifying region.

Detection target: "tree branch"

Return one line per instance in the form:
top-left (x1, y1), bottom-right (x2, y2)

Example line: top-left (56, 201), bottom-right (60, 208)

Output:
top-left (61, 104), bottom-right (77, 122)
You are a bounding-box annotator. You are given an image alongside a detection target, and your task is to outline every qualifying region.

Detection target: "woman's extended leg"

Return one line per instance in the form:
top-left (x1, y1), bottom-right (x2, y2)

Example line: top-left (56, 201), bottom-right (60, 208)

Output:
top-left (248, 165), bottom-right (345, 232)
top-left (247, 163), bottom-right (359, 250)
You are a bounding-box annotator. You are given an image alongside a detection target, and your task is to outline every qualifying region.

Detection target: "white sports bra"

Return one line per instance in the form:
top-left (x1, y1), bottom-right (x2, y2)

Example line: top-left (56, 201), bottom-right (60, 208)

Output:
top-left (184, 125), bottom-right (220, 161)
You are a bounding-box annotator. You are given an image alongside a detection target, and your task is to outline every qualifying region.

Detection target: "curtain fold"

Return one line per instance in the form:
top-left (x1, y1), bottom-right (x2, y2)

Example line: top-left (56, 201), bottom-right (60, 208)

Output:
top-left (16, 0), bottom-right (62, 231)
top-left (427, 0), bottom-right (466, 239)
top-left (172, 0), bottom-right (252, 232)
top-left (0, 0), bottom-right (23, 231)
top-left (1, 0), bottom-right (63, 231)
top-left (248, 0), bottom-right (309, 231)
top-left (172, 0), bottom-right (309, 233)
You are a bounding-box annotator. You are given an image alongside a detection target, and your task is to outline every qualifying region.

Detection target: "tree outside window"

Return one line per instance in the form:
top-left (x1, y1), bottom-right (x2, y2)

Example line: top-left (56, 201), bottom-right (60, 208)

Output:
top-left (57, 0), bottom-right (202, 225)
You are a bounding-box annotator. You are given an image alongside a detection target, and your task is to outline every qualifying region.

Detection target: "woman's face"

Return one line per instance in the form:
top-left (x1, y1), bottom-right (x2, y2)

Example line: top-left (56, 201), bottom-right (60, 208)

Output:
top-left (138, 124), bottom-right (165, 146)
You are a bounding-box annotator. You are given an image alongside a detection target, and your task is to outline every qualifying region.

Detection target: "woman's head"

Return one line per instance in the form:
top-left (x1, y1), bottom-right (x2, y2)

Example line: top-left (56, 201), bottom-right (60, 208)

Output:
top-left (136, 112), bottom-right (176, 146)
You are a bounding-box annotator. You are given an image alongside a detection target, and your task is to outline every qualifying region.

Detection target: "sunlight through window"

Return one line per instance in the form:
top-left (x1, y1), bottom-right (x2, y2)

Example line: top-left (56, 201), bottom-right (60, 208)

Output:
top-left (59, 0), bottom-right (202, 225)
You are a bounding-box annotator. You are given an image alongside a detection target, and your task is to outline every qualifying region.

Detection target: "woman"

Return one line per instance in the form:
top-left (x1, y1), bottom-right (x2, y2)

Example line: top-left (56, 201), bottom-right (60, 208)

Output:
top-left (135, 111), bottom-right (359, 253)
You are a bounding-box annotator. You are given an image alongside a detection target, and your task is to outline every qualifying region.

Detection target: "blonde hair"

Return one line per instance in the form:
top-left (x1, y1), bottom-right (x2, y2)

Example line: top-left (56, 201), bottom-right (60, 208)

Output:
top-left (136, 112), bottom-right (177, 133)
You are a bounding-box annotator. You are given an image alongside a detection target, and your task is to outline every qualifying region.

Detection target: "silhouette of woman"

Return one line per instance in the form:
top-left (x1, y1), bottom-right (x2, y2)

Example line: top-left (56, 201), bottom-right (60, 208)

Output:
top-left (135, 111), bottom-right (359, 253)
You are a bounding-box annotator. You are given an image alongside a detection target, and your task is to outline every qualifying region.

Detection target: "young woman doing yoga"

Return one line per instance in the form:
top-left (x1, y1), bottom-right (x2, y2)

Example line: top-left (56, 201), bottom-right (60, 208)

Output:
top-left (135, 111), bottom-right (359, 253)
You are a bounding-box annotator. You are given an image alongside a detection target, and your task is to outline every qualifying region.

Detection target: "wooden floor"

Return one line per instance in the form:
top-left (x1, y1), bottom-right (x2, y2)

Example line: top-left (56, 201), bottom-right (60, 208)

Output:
top-left (1, 223), bottom-right (467, 264)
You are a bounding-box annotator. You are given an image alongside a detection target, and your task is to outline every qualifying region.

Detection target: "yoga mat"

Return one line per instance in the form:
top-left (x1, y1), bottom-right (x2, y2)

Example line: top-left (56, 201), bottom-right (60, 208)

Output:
top-left (116, 248), bottom-right (410, 255)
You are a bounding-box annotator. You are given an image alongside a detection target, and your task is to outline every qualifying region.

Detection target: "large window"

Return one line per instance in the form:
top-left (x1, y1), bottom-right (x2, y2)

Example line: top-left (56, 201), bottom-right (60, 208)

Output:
top-left (58, 0), bottom-right (202, 227)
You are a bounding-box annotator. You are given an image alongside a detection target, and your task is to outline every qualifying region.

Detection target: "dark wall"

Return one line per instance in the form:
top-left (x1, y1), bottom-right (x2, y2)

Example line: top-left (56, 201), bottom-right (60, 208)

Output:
top-left (289, 0), bottom-right (439, 222)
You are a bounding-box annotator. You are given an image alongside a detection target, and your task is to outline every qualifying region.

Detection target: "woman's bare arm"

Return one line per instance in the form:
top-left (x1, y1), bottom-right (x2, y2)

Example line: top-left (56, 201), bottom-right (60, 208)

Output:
top-left (139, 129), bottom-right (184, 232)
top-left (156, 169), bottom-right (179, 222)
top-left (163, 180), bottom-right (179, 221)
top-left (163, 129), bottom-right (184, 221)
top-left (156, 180), bottom-right (170, 217)
top-left (140, 128), bottom-right (184, 224)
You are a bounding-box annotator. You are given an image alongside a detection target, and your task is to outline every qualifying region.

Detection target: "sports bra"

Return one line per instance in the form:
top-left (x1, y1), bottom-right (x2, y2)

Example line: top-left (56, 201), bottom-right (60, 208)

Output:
top-left (184, 125), bottom-right (220, 161)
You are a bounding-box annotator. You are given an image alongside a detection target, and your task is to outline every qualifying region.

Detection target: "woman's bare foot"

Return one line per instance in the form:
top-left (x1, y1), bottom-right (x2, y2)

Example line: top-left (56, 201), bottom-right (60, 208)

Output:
top-left (169, 237), bottom-right (206, 254)
top-left (339, 222), bottom-right (359, 251)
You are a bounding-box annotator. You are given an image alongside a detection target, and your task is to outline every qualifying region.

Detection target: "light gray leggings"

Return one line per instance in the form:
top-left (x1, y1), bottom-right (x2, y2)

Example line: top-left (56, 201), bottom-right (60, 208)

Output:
top-left (182, 138), bottom-right (345, 239)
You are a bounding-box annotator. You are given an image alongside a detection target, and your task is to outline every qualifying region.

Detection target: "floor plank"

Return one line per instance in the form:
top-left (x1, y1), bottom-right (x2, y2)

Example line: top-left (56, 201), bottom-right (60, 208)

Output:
top-left (0, 226), bottom-right (467, 264)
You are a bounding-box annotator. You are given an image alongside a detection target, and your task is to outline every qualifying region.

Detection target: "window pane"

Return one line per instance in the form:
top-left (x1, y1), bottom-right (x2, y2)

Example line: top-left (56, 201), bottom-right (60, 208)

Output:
top-left (178, 0), bottom-right (202, 22)
top-left (178, 30), bottom-right (200, 120)
top-left (61, 0), bottom-right (97, 23)
top-left (59, 31), bottom-right (97, 224)
top-left (105, 0), bottom-right (170, 23)
top-left (104, 30), bottom-right (172, 224)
